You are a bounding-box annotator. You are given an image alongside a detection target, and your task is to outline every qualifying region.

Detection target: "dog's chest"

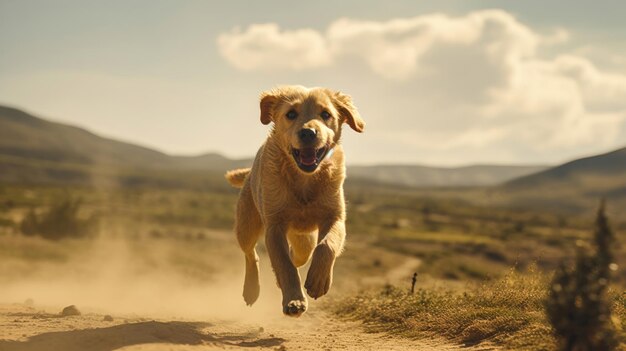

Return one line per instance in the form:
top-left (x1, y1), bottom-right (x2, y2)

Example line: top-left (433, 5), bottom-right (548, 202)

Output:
top-left (285, 201), bottom-right (327, 230)
top-left (265, 183), bottom-right (333, 227)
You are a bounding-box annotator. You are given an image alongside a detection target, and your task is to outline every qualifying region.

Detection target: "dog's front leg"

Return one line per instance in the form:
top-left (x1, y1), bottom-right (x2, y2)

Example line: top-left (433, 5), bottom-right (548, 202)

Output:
top-left (305, 220), bottom-right (346, 299)
top-left (265, 223), bottom-right (307, 317)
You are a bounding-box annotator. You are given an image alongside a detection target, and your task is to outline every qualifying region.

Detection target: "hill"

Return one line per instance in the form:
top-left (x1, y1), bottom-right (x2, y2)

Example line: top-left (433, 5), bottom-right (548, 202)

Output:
top-left (497, 147), bottom-right (626, 214)
top-left (506, 147), bottom-right (626, 188)
top-left (0, 105), bottom-right (545, 188)
top-left (0, 105), bottom-right (250, 171)
top-left (0, 105), bottom-right (253, 186)
top-left (349, 164), bottom-right (547, 188)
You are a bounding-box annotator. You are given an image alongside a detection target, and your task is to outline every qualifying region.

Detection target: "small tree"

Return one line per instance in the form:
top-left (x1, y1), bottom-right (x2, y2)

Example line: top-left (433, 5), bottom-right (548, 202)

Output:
top-left (20, 198), bottom-right (92, 240)
top-left (545, 201), bottom-right (619, 351)
top-left (20, 208), bottom-right (39, 237)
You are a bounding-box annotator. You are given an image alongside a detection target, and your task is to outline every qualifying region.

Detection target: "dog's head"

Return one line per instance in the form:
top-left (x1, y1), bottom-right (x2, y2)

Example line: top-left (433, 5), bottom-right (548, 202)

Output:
top-left (259, 86), bottom-right (365, 174)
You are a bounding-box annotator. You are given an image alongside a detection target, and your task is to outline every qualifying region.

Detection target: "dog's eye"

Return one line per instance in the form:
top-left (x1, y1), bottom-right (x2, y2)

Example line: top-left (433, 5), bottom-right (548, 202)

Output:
top-left (286, 110), bottom-right (298, 120)
top-left (320, 111), bottom-right (331, 120)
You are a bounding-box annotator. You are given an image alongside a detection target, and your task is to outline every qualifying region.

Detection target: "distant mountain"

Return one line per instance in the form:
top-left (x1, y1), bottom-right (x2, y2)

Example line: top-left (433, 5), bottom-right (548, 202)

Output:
top-left (0, 105), bottom-right (254, 187)
top-left (168, 153), bottom-right (251, 171)
top-left (506, 147), bottom-right (626, 188)
top-left (499, 146), bottom-right (626, 214)
top-left (0, 105), bottom-right (546, 188)
top-left (6, 104), bottom-right (625, 217)
top-left (0, 106), bottom-right (150, 165)
top-left (349, 164), bottom-right (548, 188)
top-left (0, 105), bottom-right (249, 168)
top-left (3, 103), bottom-right (625, 214)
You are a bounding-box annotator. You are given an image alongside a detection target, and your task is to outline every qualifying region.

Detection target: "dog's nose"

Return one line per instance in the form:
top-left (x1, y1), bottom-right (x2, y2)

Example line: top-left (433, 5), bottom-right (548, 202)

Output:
top-left (298, 128), bottom-right (317, 144)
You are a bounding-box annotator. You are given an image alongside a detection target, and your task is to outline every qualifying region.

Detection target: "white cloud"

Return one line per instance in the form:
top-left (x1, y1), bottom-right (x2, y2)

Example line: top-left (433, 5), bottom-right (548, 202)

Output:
top-left (217, 24), bottom-right (331, 70)
top-left (217, 10), bottom-right (626, 162)
top-left (217, 10), bottom-right (540, 80)
top-left (327, 10), bottom-right (540, 80)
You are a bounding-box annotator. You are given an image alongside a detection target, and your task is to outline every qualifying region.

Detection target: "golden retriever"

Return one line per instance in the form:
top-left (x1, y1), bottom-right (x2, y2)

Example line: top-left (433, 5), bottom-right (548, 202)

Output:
top-left (225, 85), bottom-right (364, 317)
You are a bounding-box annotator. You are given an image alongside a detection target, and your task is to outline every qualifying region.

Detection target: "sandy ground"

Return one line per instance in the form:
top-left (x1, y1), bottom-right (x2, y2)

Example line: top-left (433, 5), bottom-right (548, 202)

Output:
top-left (0, 231), bottom-right (496, 351)
top-left (0, 303), bottom-right (490, 351)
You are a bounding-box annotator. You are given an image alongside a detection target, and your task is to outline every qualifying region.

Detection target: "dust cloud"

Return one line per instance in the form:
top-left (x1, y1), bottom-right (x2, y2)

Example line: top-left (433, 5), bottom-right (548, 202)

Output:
top-left (0, 232), bottom-right (286, 323)
top-left (0, 169), bottom-right (325, 328)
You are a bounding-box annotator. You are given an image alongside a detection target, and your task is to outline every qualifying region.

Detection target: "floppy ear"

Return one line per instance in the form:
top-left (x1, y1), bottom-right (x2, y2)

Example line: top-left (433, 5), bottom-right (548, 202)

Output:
top-left (259, 92), bottom-right (278, 125)
top-left (333, 91), bottom-right (365, 133)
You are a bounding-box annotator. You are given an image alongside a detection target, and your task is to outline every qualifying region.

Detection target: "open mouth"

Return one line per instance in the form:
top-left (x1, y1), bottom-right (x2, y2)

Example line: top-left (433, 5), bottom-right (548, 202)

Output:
top-left (291, 146), bottom-right (329, 173)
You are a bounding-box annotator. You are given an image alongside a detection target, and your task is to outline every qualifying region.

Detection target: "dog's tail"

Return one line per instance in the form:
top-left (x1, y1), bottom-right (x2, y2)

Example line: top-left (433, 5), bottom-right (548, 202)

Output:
top-left (225, 168), bottom-right (251, 188)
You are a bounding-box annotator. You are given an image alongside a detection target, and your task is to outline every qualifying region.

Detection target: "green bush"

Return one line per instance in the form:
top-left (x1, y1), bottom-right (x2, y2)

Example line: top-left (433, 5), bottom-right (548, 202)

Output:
top-left (545, 202), bottom-right (620, 351)
top-left (20, 198), bottom-right (93, 240)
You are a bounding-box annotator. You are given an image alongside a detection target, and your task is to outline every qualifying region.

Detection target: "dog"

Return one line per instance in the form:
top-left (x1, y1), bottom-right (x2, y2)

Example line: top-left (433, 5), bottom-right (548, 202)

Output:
top-left (225, 85), bottom-right (365, 317)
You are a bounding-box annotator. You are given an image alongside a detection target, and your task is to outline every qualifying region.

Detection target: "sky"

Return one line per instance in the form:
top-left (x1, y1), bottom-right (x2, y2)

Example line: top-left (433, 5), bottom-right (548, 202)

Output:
top-left (1, 0), bottom-right (626, 166)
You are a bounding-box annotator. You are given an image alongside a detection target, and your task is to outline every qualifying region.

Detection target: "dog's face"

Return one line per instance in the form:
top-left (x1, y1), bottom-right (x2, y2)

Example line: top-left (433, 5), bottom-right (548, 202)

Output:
top-left (259, 86), bottom-right (365, 174)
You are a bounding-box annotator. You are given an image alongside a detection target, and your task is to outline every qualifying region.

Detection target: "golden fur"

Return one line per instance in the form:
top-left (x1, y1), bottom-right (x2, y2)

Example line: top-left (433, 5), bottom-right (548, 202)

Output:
top-left (225, 85), bottom-right (364, 317)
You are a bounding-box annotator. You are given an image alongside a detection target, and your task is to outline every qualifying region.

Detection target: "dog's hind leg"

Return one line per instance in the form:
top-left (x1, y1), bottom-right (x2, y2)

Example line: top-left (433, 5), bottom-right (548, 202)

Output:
top-left (288, 231), bottom-right (317, 267)
top-left (235, 184), bottom-right (263, 306)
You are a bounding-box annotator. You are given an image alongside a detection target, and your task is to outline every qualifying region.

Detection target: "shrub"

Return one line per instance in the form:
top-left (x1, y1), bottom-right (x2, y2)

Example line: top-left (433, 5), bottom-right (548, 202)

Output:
top-left (20, 198), bottom-right (93, 240)
top-left (545, 201), bottom-right (620, 351)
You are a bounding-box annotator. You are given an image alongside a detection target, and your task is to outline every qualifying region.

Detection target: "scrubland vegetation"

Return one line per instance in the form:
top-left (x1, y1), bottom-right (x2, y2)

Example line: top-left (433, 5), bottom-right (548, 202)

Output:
top-left (335, 268), bottom-right (554, 349)
top-left (345, 184), bottom-right (626, 285)
top-left (0, 176), bottom-right (624, 350)
top-left (336, 202), bottom-right (625, 350)
top-left (334, 268), bottom-right (625, 350)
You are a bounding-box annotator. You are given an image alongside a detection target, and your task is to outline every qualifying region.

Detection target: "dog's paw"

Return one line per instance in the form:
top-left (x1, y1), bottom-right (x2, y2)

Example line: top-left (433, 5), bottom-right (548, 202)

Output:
top-left (305, 244), bottom-right (334, 299)
top-left (305, 268), bottom-right (331, 299)
top-left (282, 299), bottom-right (307, 317)
top-left (242, 277), bottom-right (260, 306)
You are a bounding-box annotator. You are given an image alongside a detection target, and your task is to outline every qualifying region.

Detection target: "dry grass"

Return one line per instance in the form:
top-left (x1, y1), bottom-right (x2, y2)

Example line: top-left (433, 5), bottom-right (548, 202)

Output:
top-left (3, 183), bottom-right (625, 286)
top-left (345, 184), bottom-right (626, 285)
top-left (617, 292), bottom-right (626, 343)
top-left (2, 183), bottom-right (625, 351)
top-left (334, 268), bottom-right (626, 350)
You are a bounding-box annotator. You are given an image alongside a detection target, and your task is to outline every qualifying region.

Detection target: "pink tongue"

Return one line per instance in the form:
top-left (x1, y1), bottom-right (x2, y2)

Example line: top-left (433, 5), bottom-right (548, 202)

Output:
top-left (300, 149), bottom-right (317, 166)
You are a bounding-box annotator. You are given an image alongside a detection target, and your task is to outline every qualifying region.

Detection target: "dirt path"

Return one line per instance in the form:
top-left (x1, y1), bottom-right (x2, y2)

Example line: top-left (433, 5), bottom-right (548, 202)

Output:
top-left (360, 256), bottom-right (421, 287)
top-left (0, 302), bottom-right (477, 351)
top-left (0, 236), bottom-right (490, 351)
top-left (0, 256), bottom-right (482, 351)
